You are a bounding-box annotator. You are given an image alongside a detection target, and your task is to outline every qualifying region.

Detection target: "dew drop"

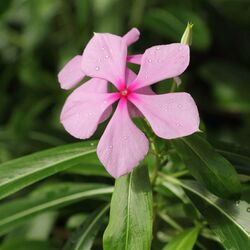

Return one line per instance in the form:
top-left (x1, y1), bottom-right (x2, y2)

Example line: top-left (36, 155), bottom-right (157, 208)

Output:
top-left (178, 104), bottom-right (182, 109)
top-left (123, 136), bottom-right (128, 140)
top-left (105, 55), bottom-right (109, 59)
top-left (101, 47), bottom-right (105, 50)
top-left (95, 66), bottom-right (100, 71)
top-left (164, 105), bottom-right (169, 111)
top-left (148, 59), bottom-right (152, 63)
top-left (156, 47), bottom-right (160, 50)
top-left (235, 200), bottom-right (240, 206)
top-left (109, 145), bottom-right (113, 149)
top-left (90, 142), bottom-right (94, 146)
top-left (176, 123), bottom-right (182, 127)
top-left (247, 207), bottom-right (250, 212)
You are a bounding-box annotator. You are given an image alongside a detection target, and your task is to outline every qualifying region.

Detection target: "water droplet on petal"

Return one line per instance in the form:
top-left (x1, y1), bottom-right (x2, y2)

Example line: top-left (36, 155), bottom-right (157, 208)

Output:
top-left (247, 207), bottom-right (250, 212)
top-left (101, 47), bottom-right (105, 50)
top-left (178, 104), bottom-right (182, 109)
top-left (176, 123), bottom-right (182, 127)
top-left (148, 59), bottom-right (152, 63)
top-left (95, 66), bottom-right (100, 71)
top-left (123, 136), bottom-right (128, 140)
top-left (105, 55), bottom-right (109, 59)
top-left (156, 47), bottom-right (160, 50)
top-left (109, 145), bottom-right (113, 149)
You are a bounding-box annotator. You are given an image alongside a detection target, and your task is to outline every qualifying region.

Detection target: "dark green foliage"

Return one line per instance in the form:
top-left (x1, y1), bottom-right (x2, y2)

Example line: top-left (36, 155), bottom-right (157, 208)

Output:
top-left (0, 0), bottom-right (249, 249)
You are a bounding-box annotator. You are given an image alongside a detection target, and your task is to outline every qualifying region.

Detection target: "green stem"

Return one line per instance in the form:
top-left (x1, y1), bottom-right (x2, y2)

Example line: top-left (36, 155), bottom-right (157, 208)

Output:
top-left (158, 211), bottom-right (183, 231)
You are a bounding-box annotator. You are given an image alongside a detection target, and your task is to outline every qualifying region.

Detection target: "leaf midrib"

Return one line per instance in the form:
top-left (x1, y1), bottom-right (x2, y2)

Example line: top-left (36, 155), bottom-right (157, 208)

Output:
top-left (0, 148), bottom-right (96, 186)
top-left (125, 171), bottom-right (133, 250)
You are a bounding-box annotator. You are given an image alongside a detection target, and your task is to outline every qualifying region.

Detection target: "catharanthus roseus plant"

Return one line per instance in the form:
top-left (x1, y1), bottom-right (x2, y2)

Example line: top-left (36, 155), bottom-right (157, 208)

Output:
top-left (0, 16), bottom-right (247, 250)
top-left (58, 28), bottom-right (199, 178)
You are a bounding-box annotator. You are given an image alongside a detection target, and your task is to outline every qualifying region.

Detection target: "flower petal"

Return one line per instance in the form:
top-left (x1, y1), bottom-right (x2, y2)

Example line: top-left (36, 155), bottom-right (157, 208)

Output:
top-left (81, 33), bottom-right (127, 89)
top-left (122, 28), bottom-right (140, 46)
top-left (126, 68), bottom-right (154, 117)
top-left (58, 55), bottom-right (85, 90)
top-left (79, 78), bottom-right (108, 93)
top-left (127, 54), bottom-right (142, 64)
top-left (126, 68), bottom-right (154, 94)
top-left (129, 92), bottom-right (199, 139)
top-left (79, 78), bottom-right (113, 123)
top-left (130, 44), bottom-right (189, 90)
top-left (60, 83), bottom-right (119, 139)
top-left (97, 99), bottom-right (149, 178)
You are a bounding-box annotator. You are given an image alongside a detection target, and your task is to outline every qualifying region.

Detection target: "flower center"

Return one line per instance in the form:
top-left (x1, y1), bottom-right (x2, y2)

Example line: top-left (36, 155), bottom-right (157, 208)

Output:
top-left (120, 88), bottom-right (129, 97)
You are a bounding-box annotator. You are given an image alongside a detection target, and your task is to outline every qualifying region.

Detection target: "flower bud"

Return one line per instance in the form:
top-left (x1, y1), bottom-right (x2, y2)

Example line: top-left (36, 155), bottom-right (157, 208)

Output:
top-left (181, 22), bottom-right (193, 46)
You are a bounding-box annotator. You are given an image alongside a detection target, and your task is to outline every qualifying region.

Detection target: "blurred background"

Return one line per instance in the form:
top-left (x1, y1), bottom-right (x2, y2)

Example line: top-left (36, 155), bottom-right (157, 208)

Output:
top-left (0, 0), bottom-right (250, 162)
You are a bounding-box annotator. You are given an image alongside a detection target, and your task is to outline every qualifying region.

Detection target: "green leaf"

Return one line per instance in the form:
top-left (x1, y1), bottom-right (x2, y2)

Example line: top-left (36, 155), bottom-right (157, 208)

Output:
top-left (103, 165), bottom-right (153, 250)
top-left (163, 227), bottom-right (200, 250)
top-left (66, 153), bottom-right (109, 177)
top-left (172, 133), bottom-right (241, 199)
top-left (0, 182), bottom-right (113, 235)
top-left (0, 141), bottom-right (97, 200)
top-left (0, 240), bottom-right (55, 250)
top-left (63, 204), bottom-right (109, 250)
top-left (181, 180), bottom-right (250, 250)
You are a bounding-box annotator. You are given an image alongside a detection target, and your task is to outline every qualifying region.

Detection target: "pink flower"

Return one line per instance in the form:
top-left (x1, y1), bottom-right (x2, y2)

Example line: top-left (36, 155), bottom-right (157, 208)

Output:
top-left (58, 28), bottom-right (199, 178)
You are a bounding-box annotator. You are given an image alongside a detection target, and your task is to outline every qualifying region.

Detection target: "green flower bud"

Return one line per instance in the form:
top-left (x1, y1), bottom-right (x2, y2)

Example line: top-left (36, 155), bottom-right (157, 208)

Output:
top-left (181, 22), bottom-right (193, 46)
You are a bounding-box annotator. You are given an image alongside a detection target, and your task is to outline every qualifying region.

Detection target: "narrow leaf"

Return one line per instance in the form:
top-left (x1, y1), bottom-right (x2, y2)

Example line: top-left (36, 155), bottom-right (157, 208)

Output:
top-left (64, 205), bottom-right (109, 250)
top-left (163, 227), bottom-right (200, 250)
top-left (172, 133), bottom-right (241, 199)
top-left (0, 141), bottom-right (97, 200)
top-left (182, 180), bottom-right (250, 250)
top-left (103, 165), bottom-right (153, 250)
top-left (0, 182), bottom-right (112, 235)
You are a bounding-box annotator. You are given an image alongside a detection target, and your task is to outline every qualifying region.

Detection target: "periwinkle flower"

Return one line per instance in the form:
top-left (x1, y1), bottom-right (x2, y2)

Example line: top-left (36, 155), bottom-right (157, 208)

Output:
top-left (58, 28), bottom-right (199, 178)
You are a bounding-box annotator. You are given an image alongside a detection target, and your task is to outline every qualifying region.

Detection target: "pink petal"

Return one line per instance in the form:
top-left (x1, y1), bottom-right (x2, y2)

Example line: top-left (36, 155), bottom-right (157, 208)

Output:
top-left (125, 68), bottom-right (154, 117)
top-left (129, 92), bottom-right (199, 139)
top-left (126, 67), bottom-right (137, 85)
top-left (126, 68), bottom-right (154, 94)
top-left (58, 55), bottom-right (85, 90)
top-left (127, 54), bottom-right (142, 64)
top-left (79, 78), bottom-right (113, 123)
top-left (79, 78), bottom-right (108, 93)
top-left (60, 83), bottom-right (119, 139)
top-left (122, 28), bottom-right (140, 46)
top-left (81, 33), bottom-right (127, 89)
top-left (97, 99), bottom-right (149, 178)
top-left (129, 44), bottom-right (190, 90)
